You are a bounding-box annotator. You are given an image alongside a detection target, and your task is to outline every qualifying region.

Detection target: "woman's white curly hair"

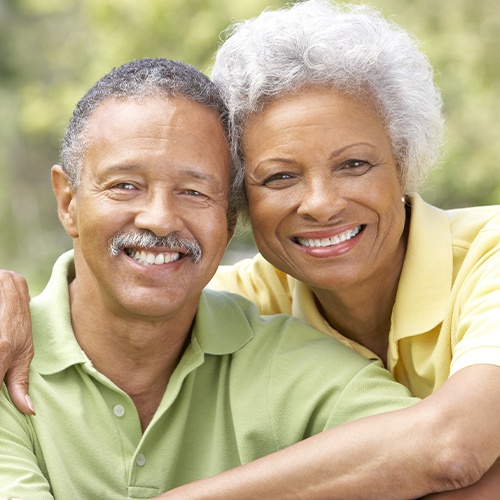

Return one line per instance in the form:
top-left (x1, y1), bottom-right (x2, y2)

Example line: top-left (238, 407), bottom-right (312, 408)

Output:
top-left (212, 0), bottom-right (445, 213)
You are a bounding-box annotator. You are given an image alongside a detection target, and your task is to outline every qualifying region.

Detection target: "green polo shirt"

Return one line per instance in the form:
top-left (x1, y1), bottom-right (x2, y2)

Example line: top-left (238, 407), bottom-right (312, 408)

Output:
top-left (0, 251), bottom-right (418, 499)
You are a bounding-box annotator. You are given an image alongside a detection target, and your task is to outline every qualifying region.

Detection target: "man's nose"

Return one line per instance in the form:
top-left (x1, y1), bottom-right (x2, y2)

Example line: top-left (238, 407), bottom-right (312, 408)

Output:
top-left (134, 191), bottom-right (184, 237)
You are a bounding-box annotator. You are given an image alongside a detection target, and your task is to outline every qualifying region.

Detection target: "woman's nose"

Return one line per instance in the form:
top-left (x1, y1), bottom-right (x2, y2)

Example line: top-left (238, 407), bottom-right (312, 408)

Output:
top-left (296, 179), bottom-right (347, 222)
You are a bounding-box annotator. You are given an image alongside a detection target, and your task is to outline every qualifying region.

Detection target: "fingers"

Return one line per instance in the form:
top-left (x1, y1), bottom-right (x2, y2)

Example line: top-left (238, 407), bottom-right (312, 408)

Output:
top-left (0, 272), bottom-right (32, 342)
top-left (0, 270), bottom-right (35, 414)
top-left (0, 337), bottom-right (14, 387)
top-left (5, 342), bottom-right (35, 415)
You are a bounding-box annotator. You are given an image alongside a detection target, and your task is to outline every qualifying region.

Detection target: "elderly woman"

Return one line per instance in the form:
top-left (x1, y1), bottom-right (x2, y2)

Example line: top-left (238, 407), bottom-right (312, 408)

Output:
top-left (1, 0), bottom-right (500, 498)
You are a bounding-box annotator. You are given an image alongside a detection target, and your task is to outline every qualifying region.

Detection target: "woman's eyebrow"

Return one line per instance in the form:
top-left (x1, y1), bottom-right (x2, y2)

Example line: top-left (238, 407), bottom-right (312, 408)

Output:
top-left (328, 142), bottom-right (376, 160)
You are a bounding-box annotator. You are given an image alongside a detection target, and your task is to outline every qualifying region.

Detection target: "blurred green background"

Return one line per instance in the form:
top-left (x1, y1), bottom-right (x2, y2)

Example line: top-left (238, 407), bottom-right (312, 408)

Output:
top-left (1, 0), bottom-right (499, 294)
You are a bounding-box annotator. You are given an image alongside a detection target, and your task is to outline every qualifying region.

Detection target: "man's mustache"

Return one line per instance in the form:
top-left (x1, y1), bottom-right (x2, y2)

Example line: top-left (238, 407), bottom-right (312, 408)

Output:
top-left (108, 230), bottom-right (202, 263)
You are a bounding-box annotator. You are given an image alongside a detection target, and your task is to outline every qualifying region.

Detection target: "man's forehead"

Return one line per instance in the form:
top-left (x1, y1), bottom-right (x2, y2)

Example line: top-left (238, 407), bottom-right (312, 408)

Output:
top-left (86, 95), bottom-right (225, 138)
top-left (80, 95), bottom-right (231, 184)
top-left (89, 96), bottom-right (175, 125)
top-left (91, 94), bottom-right (217, 116)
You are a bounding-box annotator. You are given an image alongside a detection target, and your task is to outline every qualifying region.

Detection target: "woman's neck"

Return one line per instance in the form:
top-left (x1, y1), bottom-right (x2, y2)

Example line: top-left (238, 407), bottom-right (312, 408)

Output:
top-left (313, 285), bottom-right (394, 364)
top-left (312, 241), bottom-right (408, 365)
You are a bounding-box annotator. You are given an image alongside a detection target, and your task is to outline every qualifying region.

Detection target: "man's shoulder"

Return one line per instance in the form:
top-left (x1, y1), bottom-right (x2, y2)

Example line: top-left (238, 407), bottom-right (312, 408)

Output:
top-left (202, 290), bottom-right (417, 445)
top-left (201, 288), bottom-right (371, 370)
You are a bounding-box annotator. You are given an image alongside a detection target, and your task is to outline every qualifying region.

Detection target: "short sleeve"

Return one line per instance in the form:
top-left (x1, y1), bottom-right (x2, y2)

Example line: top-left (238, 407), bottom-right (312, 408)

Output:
top-left (0, 385), bottom-right (54, 499)
top-left (450, 227), bottom-right (500, 375)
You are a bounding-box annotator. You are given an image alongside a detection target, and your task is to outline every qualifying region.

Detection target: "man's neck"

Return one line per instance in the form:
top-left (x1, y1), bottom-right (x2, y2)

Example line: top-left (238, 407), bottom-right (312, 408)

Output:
top-left (68, 279), bottom-right (196, 431)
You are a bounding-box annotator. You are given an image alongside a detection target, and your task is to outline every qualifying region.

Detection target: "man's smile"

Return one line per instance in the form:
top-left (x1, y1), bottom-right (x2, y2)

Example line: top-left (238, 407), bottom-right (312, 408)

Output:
top-left (124, 248), bottom-right (182, 266)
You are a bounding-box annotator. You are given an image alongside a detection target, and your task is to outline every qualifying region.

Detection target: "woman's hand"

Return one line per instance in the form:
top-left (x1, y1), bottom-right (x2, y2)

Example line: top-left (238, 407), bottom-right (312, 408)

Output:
top-left (0, 271), bottom-right (35, 414)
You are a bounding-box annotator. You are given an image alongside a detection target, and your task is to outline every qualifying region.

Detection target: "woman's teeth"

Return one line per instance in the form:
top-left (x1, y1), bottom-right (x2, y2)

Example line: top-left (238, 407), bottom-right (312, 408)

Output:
top-left (297, 226), bottom-right (362, 248)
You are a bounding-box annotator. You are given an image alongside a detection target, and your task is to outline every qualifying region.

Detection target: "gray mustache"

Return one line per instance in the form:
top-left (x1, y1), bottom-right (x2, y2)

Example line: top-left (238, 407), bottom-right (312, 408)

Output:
top-left (109, 231), bottom-right (202, 263)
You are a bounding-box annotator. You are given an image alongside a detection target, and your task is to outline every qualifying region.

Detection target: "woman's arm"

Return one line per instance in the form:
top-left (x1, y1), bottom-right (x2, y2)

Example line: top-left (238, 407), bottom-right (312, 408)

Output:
top-left (0, 270), bottom-right (34, 414)
top-left (422, 457), bottom-right (500, 499)
top-left (155, 364), bottom-right (500, 499)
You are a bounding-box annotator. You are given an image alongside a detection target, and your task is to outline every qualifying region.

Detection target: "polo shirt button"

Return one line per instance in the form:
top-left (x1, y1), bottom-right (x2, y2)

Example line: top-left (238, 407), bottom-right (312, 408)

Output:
top-left (136, 453), bottom-right (146, 467)
top-left (113, 405), bottom-right (125, 417)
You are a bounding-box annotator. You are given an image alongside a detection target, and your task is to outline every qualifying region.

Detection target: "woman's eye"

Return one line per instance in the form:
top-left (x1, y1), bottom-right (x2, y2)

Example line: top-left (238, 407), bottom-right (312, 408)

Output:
top-left (341, 160), bottom-right (372, 175)
top-left (262, 172), bottom-right (296, 187)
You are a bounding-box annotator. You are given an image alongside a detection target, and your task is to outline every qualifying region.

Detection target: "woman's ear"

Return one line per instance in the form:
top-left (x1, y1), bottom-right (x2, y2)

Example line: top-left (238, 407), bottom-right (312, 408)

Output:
top-left (51, 165), bottom-right (79, 238)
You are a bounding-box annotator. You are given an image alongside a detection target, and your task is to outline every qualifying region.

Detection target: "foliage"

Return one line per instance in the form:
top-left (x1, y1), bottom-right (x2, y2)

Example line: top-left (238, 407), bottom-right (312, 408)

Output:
top-left (0, 0), bottom-right (498, 293)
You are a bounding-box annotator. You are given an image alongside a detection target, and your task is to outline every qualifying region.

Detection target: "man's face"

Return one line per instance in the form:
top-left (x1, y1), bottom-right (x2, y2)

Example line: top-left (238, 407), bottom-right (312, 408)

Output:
top-left (58, 96), bottom-right (232, 321)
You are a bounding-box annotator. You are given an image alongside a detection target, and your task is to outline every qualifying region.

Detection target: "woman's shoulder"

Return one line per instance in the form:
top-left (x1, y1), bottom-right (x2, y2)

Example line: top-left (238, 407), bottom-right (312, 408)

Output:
top-left (414, 196), bottom-right (500, 249)
top-left (445, 204), bottom-right (500, 249)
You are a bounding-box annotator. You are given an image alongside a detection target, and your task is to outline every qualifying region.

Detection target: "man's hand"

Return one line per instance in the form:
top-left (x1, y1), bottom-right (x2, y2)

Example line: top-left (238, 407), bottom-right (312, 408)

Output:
top-left (0, 271), bottom-right (35, 414)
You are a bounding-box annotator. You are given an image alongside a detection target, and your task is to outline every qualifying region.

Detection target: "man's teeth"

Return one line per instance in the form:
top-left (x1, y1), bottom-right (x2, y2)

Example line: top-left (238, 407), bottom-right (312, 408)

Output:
top-left (298, 226), bottom-right (362, 248)
top-left (129, 250), bottom-right (181, 266)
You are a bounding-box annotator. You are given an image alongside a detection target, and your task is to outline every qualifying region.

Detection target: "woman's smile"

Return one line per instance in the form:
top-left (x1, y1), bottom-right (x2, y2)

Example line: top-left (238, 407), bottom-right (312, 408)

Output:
top-left (294, 225), bottom-right (364, 249)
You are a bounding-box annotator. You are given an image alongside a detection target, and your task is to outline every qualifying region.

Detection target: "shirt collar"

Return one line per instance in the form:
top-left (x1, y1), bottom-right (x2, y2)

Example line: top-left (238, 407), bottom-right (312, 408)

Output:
top-left (391, 195), bottom-right (453, 340)
top-left (31, 250), bottom-right (89, 375)
top-left (193, 289), bottom-right (254, 355)
top-left (31, 251), bottom-right (253, 376)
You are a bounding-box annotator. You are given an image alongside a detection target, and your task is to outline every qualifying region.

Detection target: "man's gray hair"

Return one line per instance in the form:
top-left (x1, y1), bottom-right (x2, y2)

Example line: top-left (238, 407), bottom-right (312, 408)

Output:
top-left (60, 58), bottom-right (238, 228)
top-left (212, 0), bottom-right (445, 211)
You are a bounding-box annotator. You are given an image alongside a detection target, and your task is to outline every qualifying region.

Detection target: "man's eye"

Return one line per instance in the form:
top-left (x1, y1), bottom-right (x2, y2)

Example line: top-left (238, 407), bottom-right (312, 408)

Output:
top-left (182, 189), bottom-right (210, 200)
top-left (112, 183), bottom-right (136, 190)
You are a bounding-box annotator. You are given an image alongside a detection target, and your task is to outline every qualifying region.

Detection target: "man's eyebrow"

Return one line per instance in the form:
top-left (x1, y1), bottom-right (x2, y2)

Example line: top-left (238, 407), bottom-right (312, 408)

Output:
top-left (104, 164), bottom-right (140, 172)
top-left (178, 169), bottom-right (221, 184)
top-left (101, 165), bottom-right (222, 186)
top-left (103, 165), bottom-right (218, 179)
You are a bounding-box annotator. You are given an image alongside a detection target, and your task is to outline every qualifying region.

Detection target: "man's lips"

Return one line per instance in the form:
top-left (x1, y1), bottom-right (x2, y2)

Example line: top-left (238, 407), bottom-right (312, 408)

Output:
top-left (294, 225), bottom-right (365, 248)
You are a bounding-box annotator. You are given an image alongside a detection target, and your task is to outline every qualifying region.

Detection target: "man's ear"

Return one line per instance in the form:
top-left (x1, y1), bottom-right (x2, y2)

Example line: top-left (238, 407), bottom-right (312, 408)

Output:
top-left (51, 165), bottom-right (79, 238)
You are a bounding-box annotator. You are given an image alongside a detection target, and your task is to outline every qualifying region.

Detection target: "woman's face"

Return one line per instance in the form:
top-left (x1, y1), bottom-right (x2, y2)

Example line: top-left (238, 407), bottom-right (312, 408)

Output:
top-left (242, 87), bottom-right (408, 293)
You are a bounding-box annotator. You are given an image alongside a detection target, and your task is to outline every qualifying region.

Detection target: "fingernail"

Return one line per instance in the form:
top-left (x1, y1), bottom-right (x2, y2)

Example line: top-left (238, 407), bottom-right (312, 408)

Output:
top-left (25, 394), bottom-right (36, 415)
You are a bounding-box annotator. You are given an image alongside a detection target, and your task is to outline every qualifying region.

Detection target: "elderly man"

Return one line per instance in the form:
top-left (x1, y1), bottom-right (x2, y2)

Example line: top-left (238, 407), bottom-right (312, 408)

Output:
top-left (0, 58), bottom-right (419, 498)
